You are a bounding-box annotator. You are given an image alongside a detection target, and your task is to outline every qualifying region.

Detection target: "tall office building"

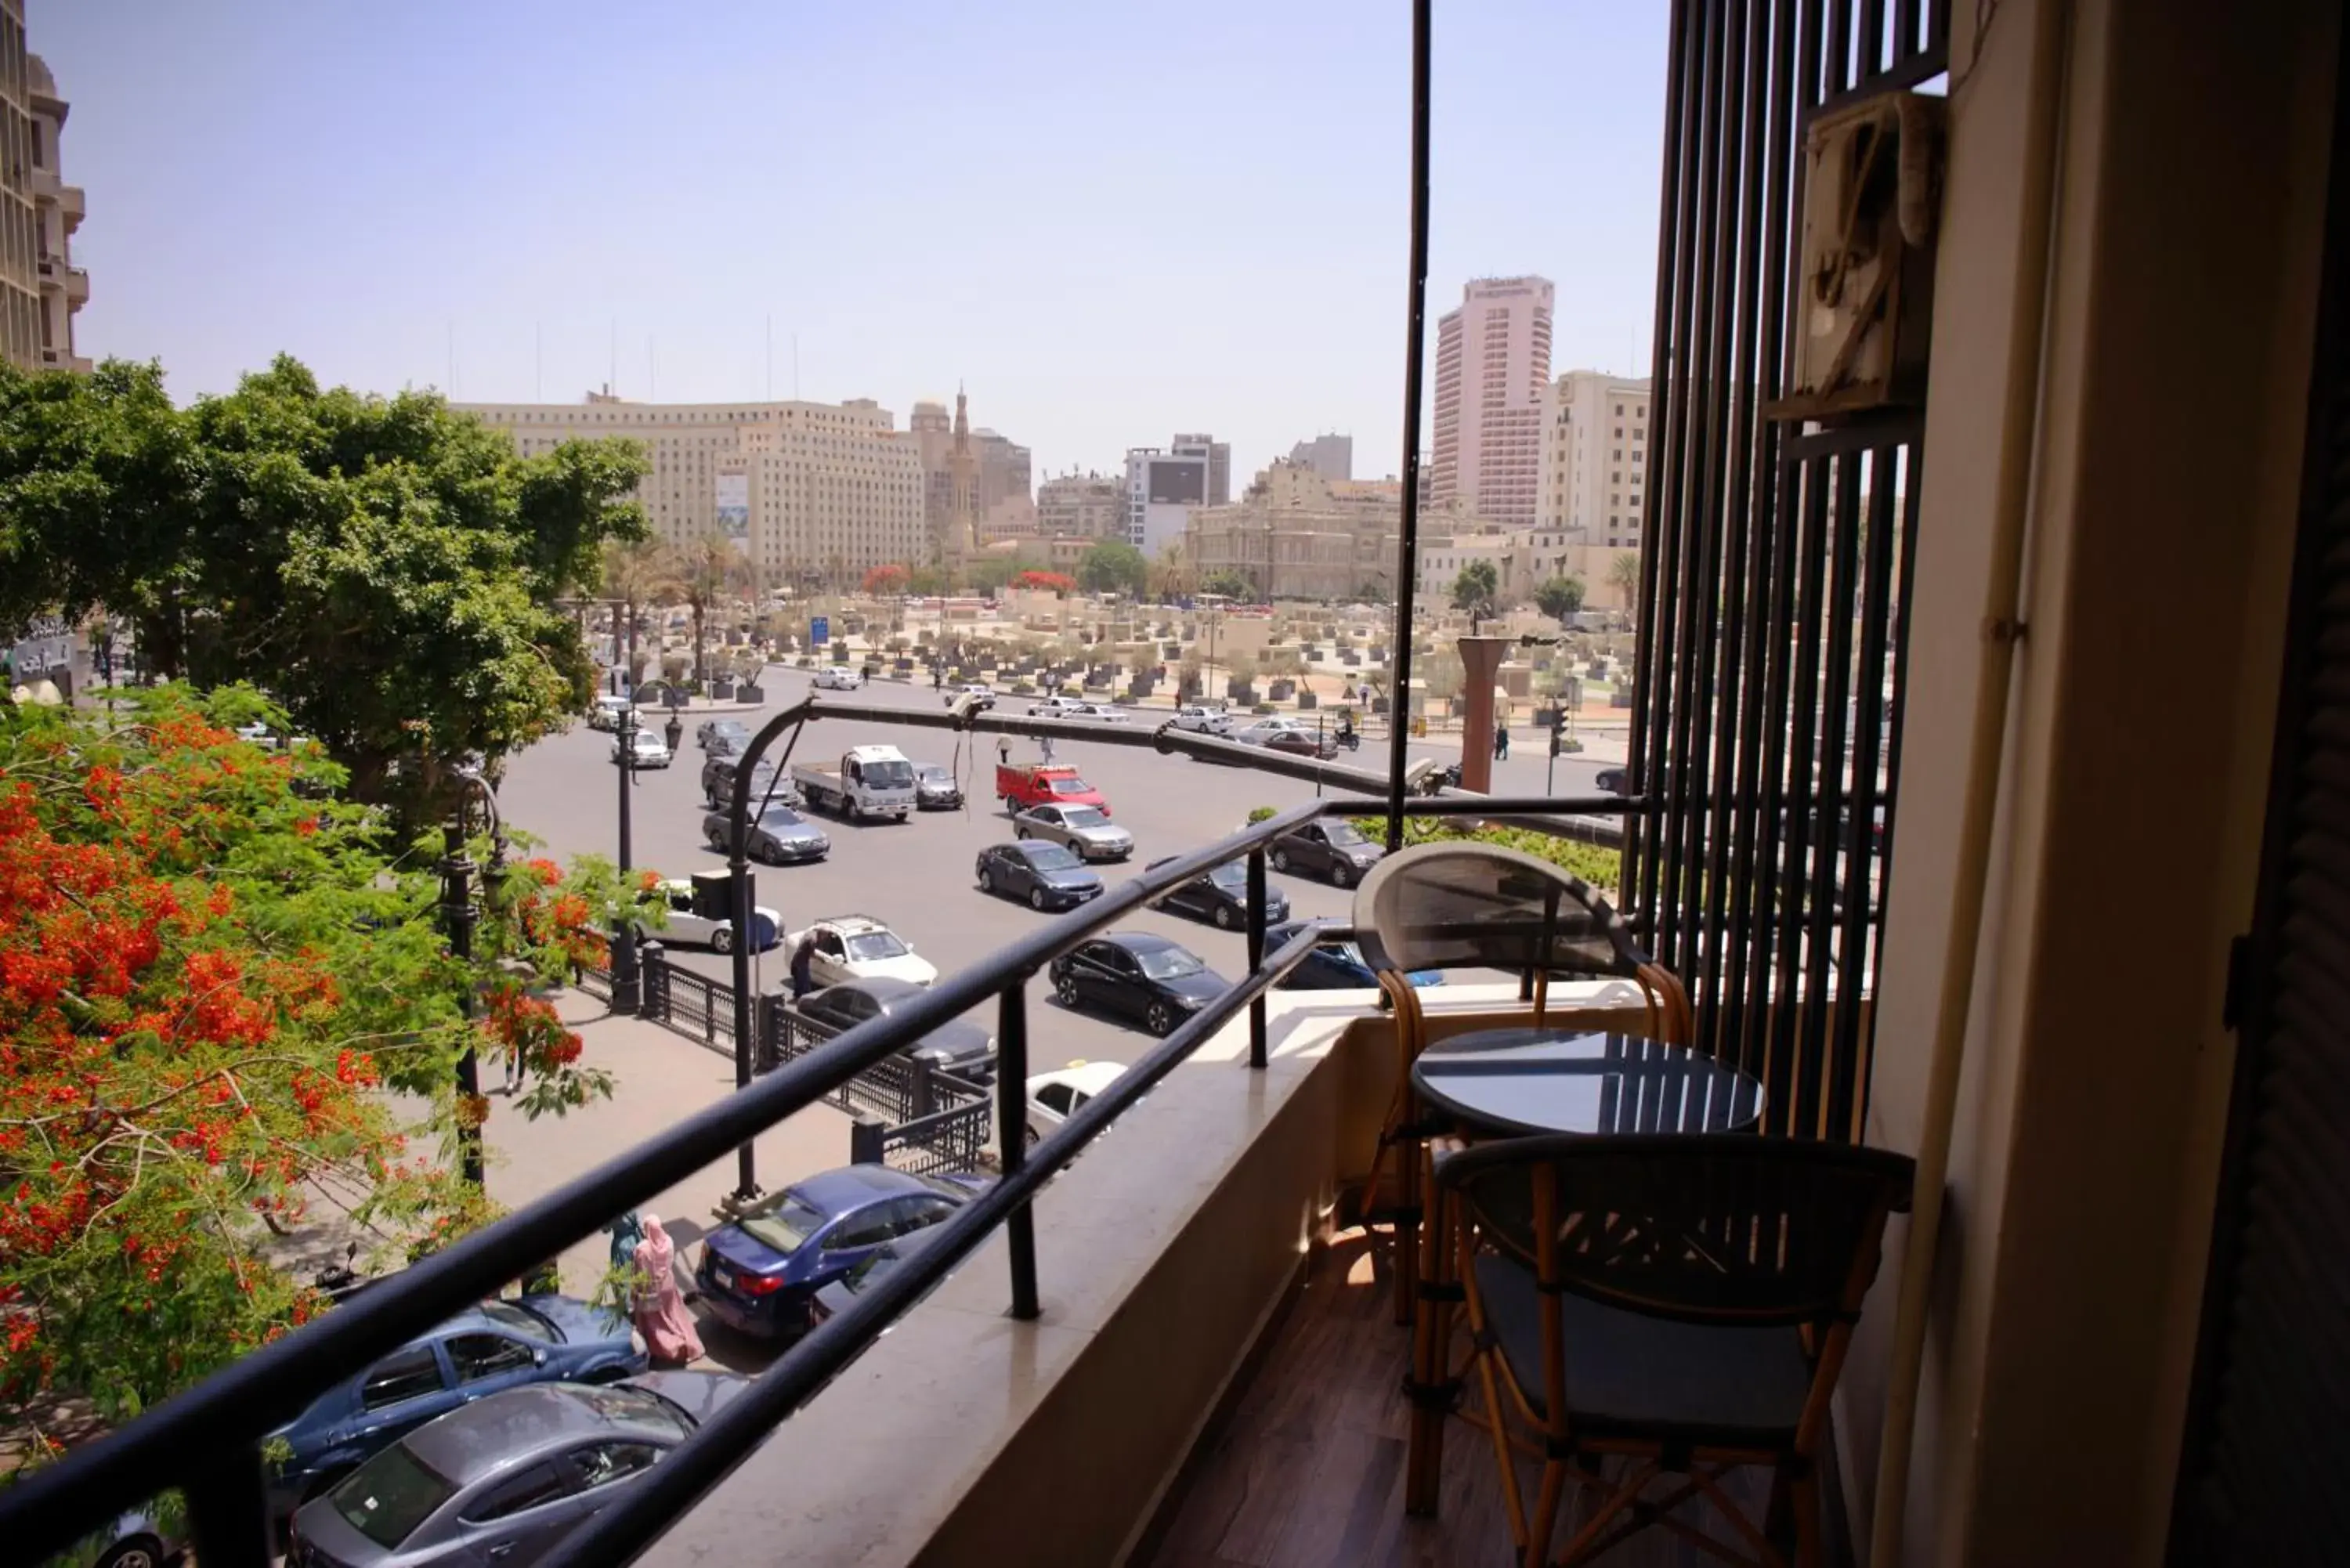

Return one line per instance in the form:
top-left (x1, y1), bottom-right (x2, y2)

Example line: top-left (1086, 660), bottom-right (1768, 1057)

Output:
top-left (458, 393), bottom-right (925, 583)
top-left (1124, 432), bottom-right (1228, 555)
top-left (1538, 370), bottom-right (1652, 550)
top-left (1285, 433), bottom-right (1353, 482)
top-left (0, 10), bottom-right (89, 374)
top-left (1429, 276), bottom-right (1554, 528)
top-left (1038, 473), bottom-right (1126, 539)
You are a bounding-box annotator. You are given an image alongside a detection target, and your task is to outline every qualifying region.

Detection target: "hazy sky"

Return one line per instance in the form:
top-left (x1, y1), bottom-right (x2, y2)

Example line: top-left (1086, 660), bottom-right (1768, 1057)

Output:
top-left (42, 1), bottom-right (1665, 485)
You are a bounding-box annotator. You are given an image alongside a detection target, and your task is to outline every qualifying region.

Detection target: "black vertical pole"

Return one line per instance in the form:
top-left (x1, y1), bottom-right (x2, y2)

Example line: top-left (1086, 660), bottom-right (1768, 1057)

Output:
top-left (183, 1442), bottom-right (271, 1568)
top-left (442, 816), bottom-right (484, 1188)
top-left (611, 706), bottom-right (642, 1014)
top-left (996, 982), bottom-right (1040, 1320)
top-left (1246, 848), bottom-right (1269, 1069)
top-left (1382, 0), bottom-right (1434, 851)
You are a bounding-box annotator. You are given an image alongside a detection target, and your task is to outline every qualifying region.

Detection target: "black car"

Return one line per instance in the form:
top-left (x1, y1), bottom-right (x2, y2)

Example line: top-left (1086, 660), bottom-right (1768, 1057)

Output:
top-left (1050, 933), bottom-right (1231, 1036)
top-left (697, 717), bottom-right (752, 753)
top-left (1594, 767), bottom-right (1628, 794)
top-left (976, 840), bottom-right (1104, 911)
top-left (703, 750), bottom-right (797, 811)
top-left (913, 763), bottom-right (964, 811)
top-left (1145, 857), bottom-right (1291, 930)
top-left (795, 977), bottom-right (997, 1083)
top-left (1268, 818), bottom-right (1384, 888)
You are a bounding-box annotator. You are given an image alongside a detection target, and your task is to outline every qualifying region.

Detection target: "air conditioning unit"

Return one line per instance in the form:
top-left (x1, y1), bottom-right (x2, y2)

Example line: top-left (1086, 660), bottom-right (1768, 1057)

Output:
top-left (1768, 91), bottom-right (1946, 423)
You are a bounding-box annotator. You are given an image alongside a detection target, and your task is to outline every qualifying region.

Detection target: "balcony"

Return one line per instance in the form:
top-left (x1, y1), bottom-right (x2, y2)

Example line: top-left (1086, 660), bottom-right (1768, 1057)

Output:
top-left (59, 182), bottom-right (82, 229)
top-left (63, 264), bottom-right (85, 305)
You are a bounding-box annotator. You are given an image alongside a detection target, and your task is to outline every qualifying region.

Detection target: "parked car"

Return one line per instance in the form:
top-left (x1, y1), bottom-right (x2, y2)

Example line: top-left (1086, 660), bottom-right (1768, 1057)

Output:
top-left (588, 695), bottom-right (634, 732)
top-left (649, 877), bottom-right (781, 955)
top-left (1269, 818), bottom-right (1384, 887)
top-left (1049, 933), bottom-right (1232, 1036)
top-left (1025, 695), bottom-right (1087, 717)
top-left (975, 840), bottom-right (1105, 910)
top-left (700, 804), bottom-right (831, 865)
top-left (266, 1296), bottom-right (645, 1519)
top-left (1013, 802), bottom-right (1134, 862)
top-left (1145, 857), bottom-right (1291, 930)
top-left (610, 730), bottom-right (671, 770)
top-left (1170, 704), bottom-right (1235, 736)
top-left (786, 916), bottom-right (938, 988)
top-left (696, 717), bottom-right (751, 753)
top-left (702, 753), bottom-right (797, 812)
top-left (85, 1510), bottom-right (180, 1568)
top-left (807, 1227), bottom-right (949, 1328)
top-left (1594, 767), bottom-right (1628, 794)
top-left (1266, 919), bottom-right (1444, 992)
top-left (284, 1375), bottom-right (748, 1568)
top-left (794, 977), bottom-right (996, 1082)
top-left (695, 1165), bottom-right (973, 1339)
top-left (912, 763), bottom-right (964, 810)
top-left (1025, 1060), bottom-right (1127, 1143)
top-left (812, 665), bottom-right (864, 691)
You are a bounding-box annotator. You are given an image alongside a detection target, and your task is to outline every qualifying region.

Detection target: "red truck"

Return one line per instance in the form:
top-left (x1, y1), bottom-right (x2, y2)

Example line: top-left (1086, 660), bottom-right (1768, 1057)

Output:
top-left (995, 763), bottom-right (1111, 815)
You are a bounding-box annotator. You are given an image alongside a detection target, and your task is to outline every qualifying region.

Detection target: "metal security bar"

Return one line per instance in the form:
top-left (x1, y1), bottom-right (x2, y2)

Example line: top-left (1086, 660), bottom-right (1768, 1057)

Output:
top-left (1629, 0), bottom-right (1944, 1143)
top-left (0, 789), bottom-right (1638, 1568)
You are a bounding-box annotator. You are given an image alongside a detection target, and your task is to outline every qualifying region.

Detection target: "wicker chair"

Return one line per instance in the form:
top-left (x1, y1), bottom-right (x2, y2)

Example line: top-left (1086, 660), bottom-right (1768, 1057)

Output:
top-left (1352, 841), bottom-right (1694, 1321)
top-left (1420, 1133), bottom-right (1914, 1568)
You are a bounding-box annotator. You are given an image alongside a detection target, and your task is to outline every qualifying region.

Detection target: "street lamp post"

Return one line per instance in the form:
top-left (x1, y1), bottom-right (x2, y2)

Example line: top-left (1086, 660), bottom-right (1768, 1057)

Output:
top-left (611, 706), bottom-right (642, 1013)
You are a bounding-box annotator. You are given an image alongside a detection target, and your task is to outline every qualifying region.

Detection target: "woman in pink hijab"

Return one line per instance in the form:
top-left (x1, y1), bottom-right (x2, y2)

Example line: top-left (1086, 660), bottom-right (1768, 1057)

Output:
top-left (631, 1214), bottom-right (704, 1365)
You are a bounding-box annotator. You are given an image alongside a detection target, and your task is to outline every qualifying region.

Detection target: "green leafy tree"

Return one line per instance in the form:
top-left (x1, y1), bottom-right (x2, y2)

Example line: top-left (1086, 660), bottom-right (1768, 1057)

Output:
top-left (672, 531), bottom-right (743, 686)
top-left (1609, 551), bottom-right (1643, 621)
top-left (1451, 560), bottom-right (1501, 630)
top-left (1076, 538), bottom-right (1149, 598)
top-left (1533, 575), bottom-right (1588, 620)
top-left (1201, 568), bottom-right (1254, 601)
top-left (0, 356), bottom-right (650, 824)
top-left (600, 538), bottom-right (678, 692)
top-left (0, 688), bottom-right (656, 1433)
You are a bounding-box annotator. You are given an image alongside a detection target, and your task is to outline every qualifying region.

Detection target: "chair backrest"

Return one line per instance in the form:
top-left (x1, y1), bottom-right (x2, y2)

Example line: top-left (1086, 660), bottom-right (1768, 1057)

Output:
top-left (1352, 841), bottom-right (1647, 980)
top-left (1437, 1133), bottom-right (1915, 1328)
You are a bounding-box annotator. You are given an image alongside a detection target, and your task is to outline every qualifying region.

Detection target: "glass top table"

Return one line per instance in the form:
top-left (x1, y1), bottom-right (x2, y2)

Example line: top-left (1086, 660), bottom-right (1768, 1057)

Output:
top-left (1409, 1028), bottom-right (1765, 1139)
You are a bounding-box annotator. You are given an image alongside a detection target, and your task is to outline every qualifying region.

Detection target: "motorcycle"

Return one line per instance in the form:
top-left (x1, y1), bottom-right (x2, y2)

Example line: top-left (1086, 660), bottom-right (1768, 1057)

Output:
top-left (1415, 761), bottom-right (1464, 797)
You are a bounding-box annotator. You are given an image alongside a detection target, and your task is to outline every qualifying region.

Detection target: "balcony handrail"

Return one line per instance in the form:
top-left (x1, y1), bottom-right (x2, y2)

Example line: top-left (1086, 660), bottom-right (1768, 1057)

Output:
top-left (0, 685), bottom-right (1639, 1567)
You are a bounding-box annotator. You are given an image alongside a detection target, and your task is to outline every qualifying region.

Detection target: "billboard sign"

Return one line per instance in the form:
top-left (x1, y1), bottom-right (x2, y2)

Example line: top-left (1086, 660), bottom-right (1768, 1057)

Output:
top-left (1146, 457), bottom-right (1206, 506)
top-left (810, 616), bottom-right (830, 647)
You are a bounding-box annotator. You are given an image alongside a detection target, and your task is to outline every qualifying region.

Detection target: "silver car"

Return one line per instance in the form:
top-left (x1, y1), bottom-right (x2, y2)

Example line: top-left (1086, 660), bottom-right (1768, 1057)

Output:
top-left (287, 1376), bottom-right (745, 1568)
top-left (1014, 802), bottom-right (1134, 862)
top-left (702, 803), bottom-right (831, 864)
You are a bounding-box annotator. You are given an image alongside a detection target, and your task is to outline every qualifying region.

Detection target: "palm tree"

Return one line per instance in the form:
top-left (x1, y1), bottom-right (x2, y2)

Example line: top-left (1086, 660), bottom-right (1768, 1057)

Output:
top-left (1152, 540), bottom-right (1196, 602)
top-left (598, 539), bottom-right (680, 691)
top-left (1608, 551), bottom-right (1643, 624)
top-left (674, 530), bottom-right (744, 687)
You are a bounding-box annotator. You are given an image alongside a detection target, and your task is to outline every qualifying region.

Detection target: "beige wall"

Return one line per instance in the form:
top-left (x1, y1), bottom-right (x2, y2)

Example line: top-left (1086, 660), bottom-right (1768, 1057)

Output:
top-left (1849, 2), bottom-right (2333, 1563)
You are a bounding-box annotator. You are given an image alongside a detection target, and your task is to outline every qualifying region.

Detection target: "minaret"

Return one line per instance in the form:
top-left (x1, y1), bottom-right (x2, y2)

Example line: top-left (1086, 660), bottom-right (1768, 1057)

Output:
top-left (948, 385), bottom-right (979, 560)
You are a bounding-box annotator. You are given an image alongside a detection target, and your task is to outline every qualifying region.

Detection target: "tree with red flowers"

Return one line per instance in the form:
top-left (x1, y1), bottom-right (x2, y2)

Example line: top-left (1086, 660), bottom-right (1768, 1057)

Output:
top-left (862, 562), bottom-right (911, 596)
top-left (1014, 570), bottom-right (1077, 594)
top-left (0, 687), bottom-right (653, 1432)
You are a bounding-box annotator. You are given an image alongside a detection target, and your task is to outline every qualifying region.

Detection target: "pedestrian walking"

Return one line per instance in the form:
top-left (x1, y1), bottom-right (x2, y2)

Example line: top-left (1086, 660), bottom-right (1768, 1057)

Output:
top-left (790, 935), bottom-right (818, 999)
top-left (998, 735), bottom-right (1011, 768)
top-left (1495, 725), bottom-right (1511, 761)
top-left (630, 1216), bottom-right (704, 1366)
top-left (1040, 735), bottom-right (1057, 764)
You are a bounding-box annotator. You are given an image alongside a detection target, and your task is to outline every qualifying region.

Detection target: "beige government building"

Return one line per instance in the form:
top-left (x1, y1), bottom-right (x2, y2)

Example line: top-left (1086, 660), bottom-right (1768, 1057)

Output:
top-left (457, 392), bottom-right (928, 584)
top-left (0, 1), bottom-right (89, 374)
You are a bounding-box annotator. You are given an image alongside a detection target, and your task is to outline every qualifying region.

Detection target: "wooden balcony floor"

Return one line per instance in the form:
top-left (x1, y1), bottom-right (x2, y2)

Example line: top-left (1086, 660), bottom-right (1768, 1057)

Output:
top-left (1135, 1227), bottom-right (1770, 1568)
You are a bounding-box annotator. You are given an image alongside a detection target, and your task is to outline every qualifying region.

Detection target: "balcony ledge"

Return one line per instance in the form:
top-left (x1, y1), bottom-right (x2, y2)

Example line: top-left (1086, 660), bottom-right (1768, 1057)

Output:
top-left (639, 977), bottom-right (1659, 1568)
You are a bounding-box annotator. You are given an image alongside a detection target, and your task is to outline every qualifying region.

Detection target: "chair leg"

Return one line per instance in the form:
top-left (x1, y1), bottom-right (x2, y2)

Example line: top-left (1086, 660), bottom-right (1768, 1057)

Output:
top-left (1393, 1120), bottom-right (1420, 1326)
top-left (1791, 1469), bottom-right (1822, 1568)
top-left (1523, 1460), bottom-right (1568, 1568)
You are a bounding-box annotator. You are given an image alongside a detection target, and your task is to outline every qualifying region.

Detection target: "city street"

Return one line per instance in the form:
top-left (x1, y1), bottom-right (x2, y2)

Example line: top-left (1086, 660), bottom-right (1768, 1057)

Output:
top-left (497, 663), bottom-right (1630, 1081)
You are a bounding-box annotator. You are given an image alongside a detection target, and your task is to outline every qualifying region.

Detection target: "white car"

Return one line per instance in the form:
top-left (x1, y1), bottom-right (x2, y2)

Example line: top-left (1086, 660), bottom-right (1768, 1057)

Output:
top-left (588, 694), bottom-right (635, 732)
top-left (1170, 704), bottom-right (1235, 736)
top-left (650, 877), bottom-right (782, 955)
top-left (1026, 695), bottom-right (1086, 717)
top-left (1025, 1060), bottom-right (1128, 1144)
top-left (787, 915), bottom-right (939, 988)
top-left (1065, 703), bottom-right (1131, 724)
top-left (611, 729), bottom-right (671, 768)
top-left (813, 666), bottom-right (864, 691)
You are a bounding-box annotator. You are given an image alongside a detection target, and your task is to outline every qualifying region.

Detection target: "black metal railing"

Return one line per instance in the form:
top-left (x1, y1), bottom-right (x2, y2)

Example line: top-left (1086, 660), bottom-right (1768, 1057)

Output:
top-left (2, 760), bottom-right (1635, 1568)
top-left (848, 1097), bottom-right (993, 1179)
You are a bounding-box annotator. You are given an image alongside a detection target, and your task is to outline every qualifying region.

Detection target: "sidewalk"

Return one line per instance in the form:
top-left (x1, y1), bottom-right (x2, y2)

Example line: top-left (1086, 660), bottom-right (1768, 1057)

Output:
top-left (483, 992), bottom-right (854, 1305)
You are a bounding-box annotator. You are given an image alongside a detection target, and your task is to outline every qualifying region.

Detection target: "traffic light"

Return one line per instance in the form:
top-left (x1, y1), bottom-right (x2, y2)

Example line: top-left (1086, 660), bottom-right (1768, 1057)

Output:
top-left (1550, 728), bottom-right (1564, 758)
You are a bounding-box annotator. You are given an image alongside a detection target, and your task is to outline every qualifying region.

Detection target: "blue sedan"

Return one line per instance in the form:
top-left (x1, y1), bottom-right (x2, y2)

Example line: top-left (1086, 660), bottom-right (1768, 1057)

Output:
top-left (696, 1165), bottom-right (973, 1340)
top-left (1267, 919), bottom-right (1444, 992)
top-left (267, 1294), bottom-right (644, 1519)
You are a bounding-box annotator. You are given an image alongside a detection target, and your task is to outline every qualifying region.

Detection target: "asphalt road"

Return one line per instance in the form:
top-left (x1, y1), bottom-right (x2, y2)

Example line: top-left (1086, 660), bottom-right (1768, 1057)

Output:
top-left (497, 667), bottom-right (1629, 1076)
